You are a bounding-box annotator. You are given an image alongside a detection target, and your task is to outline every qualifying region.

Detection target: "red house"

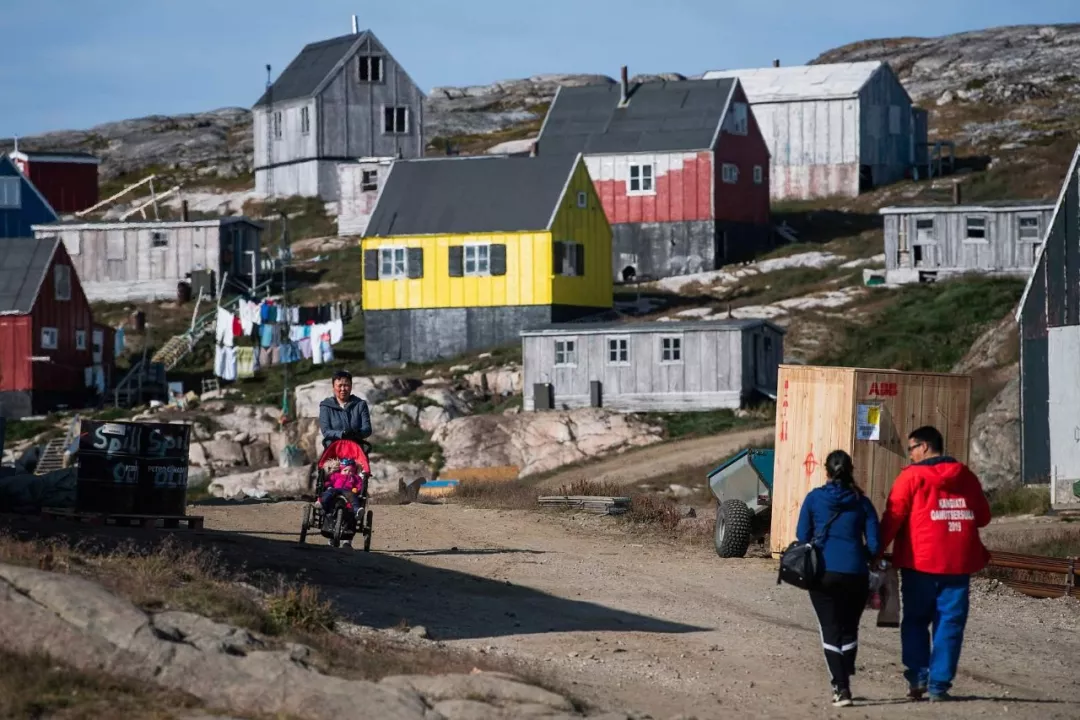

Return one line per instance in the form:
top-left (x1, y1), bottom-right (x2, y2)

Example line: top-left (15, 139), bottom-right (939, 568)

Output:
top-left (0, 236), bottom-right (114, 419)
top-left (9, 147), bottom-right (101, 214)
top-left (536, 69), bottom-right (773, 282)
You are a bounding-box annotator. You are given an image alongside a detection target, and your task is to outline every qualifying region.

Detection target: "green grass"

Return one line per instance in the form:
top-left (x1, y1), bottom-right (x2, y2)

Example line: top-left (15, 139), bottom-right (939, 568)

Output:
top-left (2, 417), bottom-right (56, 444)
top-left (638, 406), bottom-right (775, 440)
top-left (375, 425), bottom-right (440, 466)
top-left (242, 196), bottom-right (336, 241)
top-left (814, 277), bottom-right (1025, 372)
top-left (988, 485), bottom-right (1053, 517)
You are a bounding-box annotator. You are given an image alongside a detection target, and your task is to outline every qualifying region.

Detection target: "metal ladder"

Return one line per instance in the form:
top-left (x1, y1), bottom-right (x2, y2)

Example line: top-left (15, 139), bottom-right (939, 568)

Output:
top-left (34, 415), bottom-right (81, 475)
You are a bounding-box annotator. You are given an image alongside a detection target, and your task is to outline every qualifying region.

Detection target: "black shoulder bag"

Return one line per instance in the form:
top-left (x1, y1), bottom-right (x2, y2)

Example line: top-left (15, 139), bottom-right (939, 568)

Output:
top-left (777, 510), bottom-right (841, 590)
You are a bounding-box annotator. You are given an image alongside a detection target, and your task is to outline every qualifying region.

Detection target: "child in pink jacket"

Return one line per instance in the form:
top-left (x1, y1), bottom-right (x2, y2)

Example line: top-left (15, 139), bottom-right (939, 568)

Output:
top-left (317, 458), bottom-right (365, 513)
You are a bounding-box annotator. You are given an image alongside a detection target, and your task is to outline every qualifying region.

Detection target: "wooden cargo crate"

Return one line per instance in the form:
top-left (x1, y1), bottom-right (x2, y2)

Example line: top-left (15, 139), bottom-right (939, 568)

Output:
top-left (770, 365), bottom-right (972, 556)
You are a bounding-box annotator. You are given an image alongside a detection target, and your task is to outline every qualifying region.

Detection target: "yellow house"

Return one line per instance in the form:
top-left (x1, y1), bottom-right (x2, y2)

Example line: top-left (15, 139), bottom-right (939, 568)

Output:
top-left (361, 153), bottom-right (612, 366)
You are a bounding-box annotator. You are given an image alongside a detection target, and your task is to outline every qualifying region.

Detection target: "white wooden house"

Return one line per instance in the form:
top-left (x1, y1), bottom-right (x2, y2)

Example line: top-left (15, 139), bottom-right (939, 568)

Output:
top-left (521, 319), bottom-right (784, 412)
top-left (31, 218), bottom-right (262, 302)
top-left (252, 20), bottom-right (425, 203)
top-left (703, 61), bottom-right (925, 200)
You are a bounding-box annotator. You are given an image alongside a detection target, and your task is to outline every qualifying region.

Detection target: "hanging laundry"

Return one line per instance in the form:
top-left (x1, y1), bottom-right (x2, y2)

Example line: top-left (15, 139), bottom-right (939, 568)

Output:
top-left (258, 345), bottom-right (279, 368)
top-left (279, 342), bottom-right (301, 364)
top-left (93, 365), bottom-right (105, 394)
top-left (232, 314), bottom-right (242, 338)
top-left (320, 329), bottom-right (334, 363)
top-left (236, 347), bottom-right (256, 379)
top-left (114, 327), bottom-right (126, 357)
top-left (289, 325), bottom-right (306, 342)
top-left (329, 318), bottom-right (344, 345)
top-left (238, 300), bottom-right (258, 335)
top-left (311, 333), bottom-right (324, 364)
top-left (215, 345), bottom-right (238, 380)
top-left (260, 322), bottom-right (281, 348)
top-left (216, 308), bottom-right (235, 347)
top-left (84, 367), bottom-right (94, 388)
top-left (298, 337), bottom-right (313, 360)
top-left (299, 307), bottom-right (317, 324)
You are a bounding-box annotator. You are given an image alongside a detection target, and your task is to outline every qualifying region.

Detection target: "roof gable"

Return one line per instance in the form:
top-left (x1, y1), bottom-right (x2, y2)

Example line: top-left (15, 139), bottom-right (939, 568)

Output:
top-left (0, 156), bottom-right (59, 234)
top-left (536, 78), bottom-right (736, 156)
top-left (0, 235), bottom-right (60, 315)
top-left (363, 155), bottom-right (581, 237)
top-left (254, 31), bottom-right (366, 107)
top-left (703, 61), bottom-right (885, 102)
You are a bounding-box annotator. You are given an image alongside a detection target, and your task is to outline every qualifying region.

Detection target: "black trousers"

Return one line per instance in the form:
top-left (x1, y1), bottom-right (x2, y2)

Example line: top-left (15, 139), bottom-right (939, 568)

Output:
top-left (809, 571), bottom-right (870, 691)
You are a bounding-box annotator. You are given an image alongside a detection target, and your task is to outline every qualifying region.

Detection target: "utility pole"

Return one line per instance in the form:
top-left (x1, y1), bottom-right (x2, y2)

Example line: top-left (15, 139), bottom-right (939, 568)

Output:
top-left (265, 64), bottom-right (274, 200)
top-left (279, 210), bottom-right (291, 422)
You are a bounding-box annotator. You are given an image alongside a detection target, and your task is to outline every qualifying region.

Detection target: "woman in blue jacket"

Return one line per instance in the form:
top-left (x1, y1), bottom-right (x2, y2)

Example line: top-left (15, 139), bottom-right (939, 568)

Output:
top-left (796, 449), bottom-right (881, 708)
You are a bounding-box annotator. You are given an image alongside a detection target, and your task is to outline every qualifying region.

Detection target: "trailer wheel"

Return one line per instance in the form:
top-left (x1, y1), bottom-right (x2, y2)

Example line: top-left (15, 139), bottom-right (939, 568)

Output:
top-left (715, 499), bottom-right (753, 558)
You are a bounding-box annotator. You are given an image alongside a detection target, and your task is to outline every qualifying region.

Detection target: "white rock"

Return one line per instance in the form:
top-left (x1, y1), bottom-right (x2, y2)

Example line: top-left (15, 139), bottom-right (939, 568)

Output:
top-left (414, 386), bottom-right (471, 415)
top-left (839, 254), bottom-right (886, 269)
top-left (418, 406), bottom-right (453, 433)
top-left (370, 405), bottom-right (411, 440)
top-left (463, 365), bottom-right (523, 397)
top-left (396, 403), bottom-right (421, 423)
top-left (208, 466), bottom-right (312, 499)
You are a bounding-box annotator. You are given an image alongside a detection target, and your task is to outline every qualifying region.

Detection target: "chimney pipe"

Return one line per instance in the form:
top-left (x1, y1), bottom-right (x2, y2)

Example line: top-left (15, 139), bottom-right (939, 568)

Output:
top-left (773, 59), bottom-right (780, 68)
top-left (351, 14), bottom-right (358, 34)
top-left (181, 200), bottom-right (189, 222)
top-left (620, 65), bottom-right (629, 104)
top-left (952, 182), bottom-right (962, 206)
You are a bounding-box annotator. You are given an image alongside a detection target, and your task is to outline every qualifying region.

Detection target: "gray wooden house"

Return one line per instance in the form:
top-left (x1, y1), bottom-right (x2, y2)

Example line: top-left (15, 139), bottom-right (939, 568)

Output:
top-left (1017, 145), bottom-right (1080, 510)
top-left (703, 61), bottom-right (925, 200)
top-left (879, 197), bottom-right (1055, 285)
top-left (252, 21), bottom-right (425, 202)
top-left (521, 319), bottom-right (784, 412)
top-left (31, 217), bottom-right (262, 302)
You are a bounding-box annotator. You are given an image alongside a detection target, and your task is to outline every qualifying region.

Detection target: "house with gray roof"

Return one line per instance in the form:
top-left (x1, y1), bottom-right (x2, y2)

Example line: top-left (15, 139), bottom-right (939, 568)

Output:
top-left (0, 236), bottom-right (115, 419)
top-left (253, 21), bottom-right (425, 203)
top-left (535, 68), bottom-right (774, 283)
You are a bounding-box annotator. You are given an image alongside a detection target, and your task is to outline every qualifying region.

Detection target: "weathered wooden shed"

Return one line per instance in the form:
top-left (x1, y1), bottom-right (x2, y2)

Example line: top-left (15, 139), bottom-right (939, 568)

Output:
top-left (770, 365), bottom-right (972, 556)
top-left (521, 319), bottom-right (784, 412)
top-left (30, 217), bottom-right (262, 302)
top-left (703, 61), bottom-right (925, 200)
top-left (879, 198), bottom-right (1055, 285)
top-left (1017, 145), bottom-right (1080, 510)
top-left (253, 21), bottom-right (425, 202)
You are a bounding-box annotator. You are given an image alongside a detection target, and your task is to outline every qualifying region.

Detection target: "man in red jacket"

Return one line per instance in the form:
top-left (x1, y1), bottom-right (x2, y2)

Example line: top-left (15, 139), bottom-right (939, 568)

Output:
top-left (878, 425), bottom-right (991, 703)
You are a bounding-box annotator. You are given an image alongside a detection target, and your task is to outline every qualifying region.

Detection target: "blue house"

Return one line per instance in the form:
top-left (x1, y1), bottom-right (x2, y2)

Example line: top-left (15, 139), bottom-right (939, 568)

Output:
top-left (0, 155), bottom-right (58, 238)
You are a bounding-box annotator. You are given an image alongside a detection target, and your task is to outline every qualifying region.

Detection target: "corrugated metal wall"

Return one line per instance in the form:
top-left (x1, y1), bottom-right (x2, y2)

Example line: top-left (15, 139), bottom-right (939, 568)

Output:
top-left (0, 317), bottom-right (32, 391)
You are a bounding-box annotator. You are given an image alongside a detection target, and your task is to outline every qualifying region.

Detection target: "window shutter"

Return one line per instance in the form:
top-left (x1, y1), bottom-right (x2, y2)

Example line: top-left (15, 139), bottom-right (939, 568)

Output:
top-left (575, 243), bottom-right (585, 277)
top-left (448, 246), bottom-right (464, 277)
top-left (552, 242), bottom-right (564, 275)
top-left (489, 244), bottom-right (507, 276)
top-left (406, 247), bottom-right (424, 278)
top-left (363, 250), bottom-right (380, 280)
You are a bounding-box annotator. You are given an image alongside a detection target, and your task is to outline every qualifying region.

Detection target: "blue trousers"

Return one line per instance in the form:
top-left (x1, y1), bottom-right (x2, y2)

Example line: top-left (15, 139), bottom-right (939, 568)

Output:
top-left (899, 569), bottom-right (970, 695)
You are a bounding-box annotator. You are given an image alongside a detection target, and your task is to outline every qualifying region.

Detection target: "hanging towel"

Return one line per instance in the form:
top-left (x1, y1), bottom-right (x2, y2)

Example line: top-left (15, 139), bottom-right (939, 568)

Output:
top-left (320, 331), bottom-right (334, 363)
top-left (215, 346), bottom-right (238, 380)
top-left (114, 327), bottom-right (126, 357)
top-left (311, 334), bottom-right (324, 364)
top-left (236, 347), bottom-right (256, 379)
top-left (216, 309), bottom-right (235, 347)
top-left (289, 325), bottom-right (306, 342)
top-left (329, 318), bottom-right (344, 345)
top-left (259, 323), bottom-right (281, 348)
top-left (279, 342), bottom-right (301, 364)
top-left (298, 337), bottom-right (313, 360)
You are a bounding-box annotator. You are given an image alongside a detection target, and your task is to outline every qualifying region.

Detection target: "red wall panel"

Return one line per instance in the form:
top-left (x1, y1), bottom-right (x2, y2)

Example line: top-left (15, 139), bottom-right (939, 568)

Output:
top-left (714, 85), bottom-right (772, 226)
top-left (588, 151), bottom-right (714, 226)
top-left (25, 161), bottom-right (99, 213)
top-left (0, 317), bottom-right (32, 391)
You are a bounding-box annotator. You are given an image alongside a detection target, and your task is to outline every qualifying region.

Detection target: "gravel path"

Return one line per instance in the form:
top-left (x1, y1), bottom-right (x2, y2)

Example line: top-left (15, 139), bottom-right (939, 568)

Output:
top-left (200, 500), bottom-right (1080, 719)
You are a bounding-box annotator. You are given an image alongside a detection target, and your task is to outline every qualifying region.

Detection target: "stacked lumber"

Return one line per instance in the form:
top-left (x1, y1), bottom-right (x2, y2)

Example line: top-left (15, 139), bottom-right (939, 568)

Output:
top-left (537, 495), bottom-right (631, 515)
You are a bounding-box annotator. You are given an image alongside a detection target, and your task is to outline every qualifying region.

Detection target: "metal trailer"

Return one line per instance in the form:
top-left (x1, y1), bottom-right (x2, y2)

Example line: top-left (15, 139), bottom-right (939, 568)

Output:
top-left (707, 447), bottom-right (773, 558)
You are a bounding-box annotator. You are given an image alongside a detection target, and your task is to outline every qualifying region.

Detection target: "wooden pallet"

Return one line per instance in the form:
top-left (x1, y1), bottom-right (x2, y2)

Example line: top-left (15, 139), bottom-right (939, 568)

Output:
top-left (41, 508), bottom-right (205, 530)
top-left (537, 495), bottom-right (631, 515)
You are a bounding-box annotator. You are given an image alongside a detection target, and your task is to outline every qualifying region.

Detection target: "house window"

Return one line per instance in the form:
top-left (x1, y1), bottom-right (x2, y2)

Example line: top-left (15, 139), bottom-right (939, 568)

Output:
top-left (464, 244), bottom-right (490, 275)
top-left (379, 247), bottom-right (407, 278)
top-left (965, 216), bottom-right (987, 242)
top-left (722, 163), bottom-right (739, 184)
top-left (1018, 215), bottom-right (1041, 242)
top-left (556, 241), bottom-right (584, 277)
top-left (629, 163), bottom-right (654, 193)
top-left (753, 165), bottom-right (763, 184)
top-left (272, 111), bottom-right (282, 140)
top-left (731, 102), bottom-right (748, 135)
top-left (383, 106), bottom-right (409, 134)
top-left (358, 55), bottom-right (384, 82)
top-left (554, 339), bottom-right (577, 366)
top-left (607, 337), bottom-right (629, 365)
top-left (300, 106), bottom-right (311, 135)
top-left (915, 218), bottom-right (935, 243)
top-left (361, 169), bottom-right (378, 192)
top-left (41, 327), bottom-right (58, 350)
top-left (54, 264), bottom-right (71, 301)
top-left (0, 177), bottom-right (20, 209)
top-left (576, 191), bottom-right (588, 208)
top-left (75, 329), bottom-right (87, 351)
top-left (151, 231), bottom-right (168, 248)
top-left (889, 106), bottom-right (902, 135)
top-left (660, 336), bottom-right (682, 363)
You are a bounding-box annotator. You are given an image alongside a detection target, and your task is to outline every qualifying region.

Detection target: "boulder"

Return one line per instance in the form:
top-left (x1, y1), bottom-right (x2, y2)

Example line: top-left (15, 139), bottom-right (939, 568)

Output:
top-left (370, 405), bottom-right (411, 440)
top-left (414, 386), bottom-right (471, 415)
top-left (200, 439), bottom-right (246, 468)
top-left (396, 403), bottom-right (421, 423)
top-left (463, 366), bottom-right (523, 397)
top-left (216, 405), bottom-right (280, 435)
top-left (367, 459), bottom-right (430, 495)
top-left (242, 441), bottom-right (274, 468)
top-left (969, 375), bottom-right (1021, 490)
top-left (418, 406), bottom-right (453, 434)
top-left (0, 468), bottom-right (77, 511)
top-left (208, 466), bottom-right (312, 500)
top-left (431, 409), bottom-right (663, 477)
top-left (295, 377), bottom-right (419, 419)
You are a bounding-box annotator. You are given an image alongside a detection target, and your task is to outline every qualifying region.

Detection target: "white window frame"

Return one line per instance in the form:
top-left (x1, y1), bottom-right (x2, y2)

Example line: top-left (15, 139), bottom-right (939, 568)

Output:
top-left (378, 246), bottom-right (408, 279)
top-left (731, 102), bottom-right (748, 135)
top-left (628, 162), bottom-right (655, 195)
top-left (463, 243), bottom-right (491, 276)
top-left (300, 106), bottom-right (311, 135)
top-left (1018, 215), bottom-right (1042, 243)
top-left (75, 329), bottom-right (87, 351)
top-left (659, 335), bottom-right (683, 364)
top-left (272, 111), bottom-right (282, 140)
top-left (361, 169), bottom-right (378, 192)
top-left (722, 163), bottom-right (739, 184)
top-left (0, 177), bottom-right (21, 209)
top-left (753, 165), bottom-right (763, 185)
top-left (914, 217), bottom-right (936, 244)
top-left (383, 106), bottom-right (410, 134)
top-left (554, 338), bottom-right (578, 367)
top-left (964, 215), bottom-right (988, 243)
top-left (41, 327), bottom-right (58, 350)
top-left (358, 55), bottom-right (384, 82)
top-left (54, 264), bottom-right (71, 301)
top-left (607, 336), bottom-right (630, 366)
top-left (576, 191), bottom-right (588, 208)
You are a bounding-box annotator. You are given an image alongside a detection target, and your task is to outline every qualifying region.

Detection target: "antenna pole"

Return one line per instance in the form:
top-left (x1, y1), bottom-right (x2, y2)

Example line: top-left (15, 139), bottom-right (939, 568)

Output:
top-left (279, 210), bottom-right (291, 421)
top-left (265, 64), bottom-right (274, 200)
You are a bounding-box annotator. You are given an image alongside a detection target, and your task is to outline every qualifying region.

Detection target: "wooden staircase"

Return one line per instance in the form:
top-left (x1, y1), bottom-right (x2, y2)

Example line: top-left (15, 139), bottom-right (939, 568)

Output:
top-left (34, 416), bottom-right (81, 476)
top-left (113, 359), bottom-right (168, 408)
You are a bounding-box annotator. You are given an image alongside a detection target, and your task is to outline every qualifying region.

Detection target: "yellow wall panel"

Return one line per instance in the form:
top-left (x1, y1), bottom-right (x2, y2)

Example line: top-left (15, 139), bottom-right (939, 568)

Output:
top-left (550, 161), bottom-right (613, 309)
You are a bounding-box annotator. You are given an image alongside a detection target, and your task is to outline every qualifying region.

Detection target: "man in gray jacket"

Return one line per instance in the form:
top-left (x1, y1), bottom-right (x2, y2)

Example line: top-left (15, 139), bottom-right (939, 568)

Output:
top-left (318, 370), bottom-right (372, 449)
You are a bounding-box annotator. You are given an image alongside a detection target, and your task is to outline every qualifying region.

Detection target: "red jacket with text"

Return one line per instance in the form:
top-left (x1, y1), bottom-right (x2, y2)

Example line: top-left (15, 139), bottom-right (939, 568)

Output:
top-left (879, 456), bottom-right (992, 575)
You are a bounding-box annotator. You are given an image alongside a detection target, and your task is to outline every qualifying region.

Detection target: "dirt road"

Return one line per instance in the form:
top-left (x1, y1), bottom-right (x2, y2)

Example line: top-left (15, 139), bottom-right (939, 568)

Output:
top-left (533, 427), bottom-right (774, 490)
top-left (200, 500), bottom-right (1080, 720)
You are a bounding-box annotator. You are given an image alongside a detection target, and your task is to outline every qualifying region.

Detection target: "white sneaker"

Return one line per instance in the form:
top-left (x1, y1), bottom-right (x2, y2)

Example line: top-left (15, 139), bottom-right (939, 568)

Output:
top-left (832, 689), bottom-right (853, 708)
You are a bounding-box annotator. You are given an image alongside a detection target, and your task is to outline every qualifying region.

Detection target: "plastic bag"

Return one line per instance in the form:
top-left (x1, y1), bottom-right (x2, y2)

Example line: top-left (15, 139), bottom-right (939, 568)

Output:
top-left (877, 566), bottom-right (901, 628)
